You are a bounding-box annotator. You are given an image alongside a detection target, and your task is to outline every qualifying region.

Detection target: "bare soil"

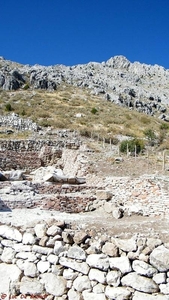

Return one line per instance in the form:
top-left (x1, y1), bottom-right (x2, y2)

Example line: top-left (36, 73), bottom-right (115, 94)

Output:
top-left (0, 208), bottom-right (169, 242)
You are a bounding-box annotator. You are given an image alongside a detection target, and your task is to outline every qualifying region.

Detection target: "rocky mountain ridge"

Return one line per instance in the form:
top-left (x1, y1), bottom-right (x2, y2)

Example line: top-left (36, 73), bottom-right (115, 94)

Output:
top-left (0, 55), bottom-right (169, 118)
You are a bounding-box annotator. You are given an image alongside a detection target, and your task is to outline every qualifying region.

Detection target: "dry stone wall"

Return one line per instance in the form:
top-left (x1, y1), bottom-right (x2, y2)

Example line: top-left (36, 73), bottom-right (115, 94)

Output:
top-left (0, 220), bottom-right (169, 299)
top-left (0, 138), bottom-right (81, 171)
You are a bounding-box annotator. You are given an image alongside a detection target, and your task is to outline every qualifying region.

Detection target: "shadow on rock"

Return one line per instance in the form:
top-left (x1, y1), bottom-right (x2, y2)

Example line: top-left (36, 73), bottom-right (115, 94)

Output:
top-left (0, 198), bottom-right (12, 212)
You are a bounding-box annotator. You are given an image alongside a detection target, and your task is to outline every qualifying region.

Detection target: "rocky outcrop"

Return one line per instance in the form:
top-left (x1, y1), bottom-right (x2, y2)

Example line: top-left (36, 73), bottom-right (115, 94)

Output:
top-left (0, 55), bottom-right (169, 116)
top-left (0, 221), bottom-right (169, 298)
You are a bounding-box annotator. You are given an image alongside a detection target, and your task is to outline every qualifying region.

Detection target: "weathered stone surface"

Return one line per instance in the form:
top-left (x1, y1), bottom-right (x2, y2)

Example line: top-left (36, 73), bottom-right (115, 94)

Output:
top-left (13, 243), bottom-right (32, 252)
top-left (160, 283), bottom-right (169, 295)
top-left (112, 207), bottom-right (123, 219)
top-left (1, 239), bottom-right (14, 247)
top-left (96, 190), bottom-right (112, 200)
top-left (0, 225), bottom-right (22, 241)
top-left (86, 240), bottom-right (103, 254)
top-left (54, 240), bottom-right (66, 255)
top-left (114, 237), bottom-right (137, 252)
top-left (67, 245), bottom-right (86, 261)
top-left (41, 273), bottom-right (67, 296)
top-left (0, 263), bottom-right (22, 293)
top-left (16, 251), bottom-right (37, 261)
top-left (32, 244), bottom-right (53, 255)
top-left (9, 170), bottom-right (25, 181)
top-left (63, 268), bottom-right (78, 280)
top-left (104, 202), bottom-right (114, 213)
top-left (20, 276), bottom-right (44, 295)
top-left (68, 289), bottom-right (82, 300)
top-left (59, 257), bottom-right (89, 274)
top-left (153, 273), bottom-right (166, 284)
top-left (86, 253), bottom-right (109, 271)
top-left (46, 224), bottom-right (62, 236)
top-left (133, 291), bottom-right (169, 299)
top-left (1, 247), bottom-right (15, 263)
top-left (109, 256), bottom-right (132, 274)
top-left (88, 268), bottom-right (106, 284)
top-left (62, 231), bottom-right (74, 244)
top-left (37, 260), bottom-right (50, 273)
top-left (150, 245), bottom-right (169, 272)
top-left (106, 270), bottom-right (121, 287)
top-left (47, 253), bottom-right (59, 264)
top-left (147, 238), bottom-right (162, 250)
top-left (93, 283), bottom-right (105, 293)
top-left (24, 261), bottom-right (37, 277)
top-left (121, 272), bottom-right (159, 293)
top-left (132, 259), bottom-right (157, 277)
top-left (22, 232), bottom-right (36, 245)
top-left (83, 290), bottom-right (106, 300)
top-left (102, 241), bottom-right (119, 257)
top-left (73, 275), bottom-right (91, 292)
top-left (34, 223), bottom-right (47, 238)
top-left (73, 231), bottom-right (88, 244)
top-left (105, 286), bottom-right (132, 300)
top-left (16, 258), bottom-right (25, 270)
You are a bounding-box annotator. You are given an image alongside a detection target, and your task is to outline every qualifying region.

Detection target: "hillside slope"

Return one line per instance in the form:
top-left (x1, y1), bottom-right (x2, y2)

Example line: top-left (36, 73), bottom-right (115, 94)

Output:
top-left (0, 55), bottom-right (169, 119)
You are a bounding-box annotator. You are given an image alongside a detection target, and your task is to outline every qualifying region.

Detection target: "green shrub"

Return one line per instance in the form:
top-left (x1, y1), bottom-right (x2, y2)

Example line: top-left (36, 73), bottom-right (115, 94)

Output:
top-left (160, 123), bottom-right (169, 130)
top-left (120, 138), bottom-right (144, 154)
top-left (91, 107), bottom-right (98, 114)
top-left (5, 103), bottom-right (13, 111)
top-left (143, 129), bottom-right (156, 146)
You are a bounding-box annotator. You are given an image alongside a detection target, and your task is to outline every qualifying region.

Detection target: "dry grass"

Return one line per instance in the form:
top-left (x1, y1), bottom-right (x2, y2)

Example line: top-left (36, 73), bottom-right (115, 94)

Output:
top-left (0, 84), bottom-right (168, 143)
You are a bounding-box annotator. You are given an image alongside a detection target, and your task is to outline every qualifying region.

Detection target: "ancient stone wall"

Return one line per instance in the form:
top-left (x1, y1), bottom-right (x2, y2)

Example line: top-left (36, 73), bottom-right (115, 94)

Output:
top-left (89, 176), bottom-right (169, 217)
top-left (0, 175), bottom-right (169, 216)
top-left (0, 182), bottom-right (94, 213)
top-left (0, 220), bottom-right (169, 298)
top-left (0, 138), bottom-right (80, 152)
top-left (0, 138), bottom-right (80, 170)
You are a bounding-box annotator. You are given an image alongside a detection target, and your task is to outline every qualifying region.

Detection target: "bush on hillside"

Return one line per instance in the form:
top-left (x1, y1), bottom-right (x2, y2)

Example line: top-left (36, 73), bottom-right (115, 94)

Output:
top-left (5, 103), bottom-right (13, 111)
top-left (120, 138), bottom-right (145, 154)
top-left (143, 129), bottom-right (156, 146)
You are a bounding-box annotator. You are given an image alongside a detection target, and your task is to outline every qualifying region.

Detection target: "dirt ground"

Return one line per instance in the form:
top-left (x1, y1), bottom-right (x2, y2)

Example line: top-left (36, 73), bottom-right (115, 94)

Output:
top-left (1, 142), bottom-right (169, 242)
top-left (0, 208), bottom-right (169, 242)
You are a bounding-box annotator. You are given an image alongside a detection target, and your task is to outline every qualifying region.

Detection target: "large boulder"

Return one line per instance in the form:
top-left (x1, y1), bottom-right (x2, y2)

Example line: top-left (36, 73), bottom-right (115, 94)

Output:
top-left (40, 273), bottom-right (67, 296)
top-left (150, 245), bottom-right (169, 272)
top-left (121, 272), bottom-right (159, 293)
top-left (0, 263), bottom-right (22, 294)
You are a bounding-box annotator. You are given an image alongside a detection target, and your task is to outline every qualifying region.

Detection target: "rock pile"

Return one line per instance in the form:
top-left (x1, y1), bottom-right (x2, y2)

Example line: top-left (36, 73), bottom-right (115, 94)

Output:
top-left (0, 113), bottom-right (39, 132)
top-left (0, 221), bottom-right (169, 299)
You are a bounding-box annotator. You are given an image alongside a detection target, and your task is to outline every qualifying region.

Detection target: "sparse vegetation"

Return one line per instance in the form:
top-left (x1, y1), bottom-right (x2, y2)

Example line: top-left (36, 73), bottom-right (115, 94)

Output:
top-left (0, 85), bottom-right (168, 145)
top-left (143, 129), bottom-right (157, 146)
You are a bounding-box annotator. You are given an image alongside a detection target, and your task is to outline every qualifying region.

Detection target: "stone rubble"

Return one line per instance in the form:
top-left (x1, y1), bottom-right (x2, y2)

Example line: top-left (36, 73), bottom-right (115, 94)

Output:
top-left (0, 221), bottom-right (169, 299)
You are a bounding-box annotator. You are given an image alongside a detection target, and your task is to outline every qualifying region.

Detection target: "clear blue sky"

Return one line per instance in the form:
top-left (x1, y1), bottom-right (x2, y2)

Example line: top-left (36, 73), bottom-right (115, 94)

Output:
top-left (1, 0), bottom-right (169, 68)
